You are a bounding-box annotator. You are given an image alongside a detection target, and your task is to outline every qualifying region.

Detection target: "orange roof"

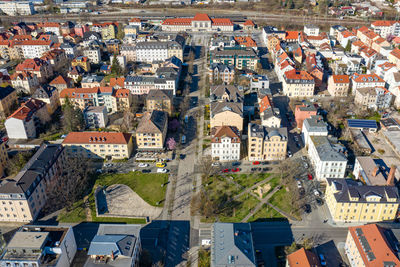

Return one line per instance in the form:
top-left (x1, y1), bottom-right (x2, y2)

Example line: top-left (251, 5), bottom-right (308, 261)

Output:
top-left (60, 87), bottom-right (98, 99)
top-left (50, 75), bottom-right (68, 85)
top-left (358, 26), bottom-right (370, 33)
top-left (10, 71), bottom-right (34, 80)
top-left (352, 73), bottom-right (384, 83)
top-left (113, 88), bottom-right (130, 98)
top-left (393, 37), bottom-right (400, 44)
top-left (211, 18), bottom-right (233, 26)
top-left (73, 56), bottom-right (89, 62)
top-left (12, 35), bottom-right (32, 41)
top-left (371, 20), bottom-right (396, 27)
top-left (286, 31), bottom-right (299, 40)
top-left (16, 58), bottom-right (47, 72)
top-left (374, 37), bottom-right (386, 44)
top-left (348, 224), bottom-right (400, 266)
top-left (19, 40), bottom-right (52, 46)
top-left (193, 13), bottom-right (211, 21)
top-left (63, 132), bottom-right (132, 145)
top-left (39, 22), bottom-right (60, 28)
top-left (110, 77), bottom-right (125, 88)
top-left (129, 18), bottom-right (141, 22)
top-left (259, 95), bottom-right (272, 113)
top-left (211, 126), bottom-right (240, 143)
top-left (8, 98), bottom-right (45, 121)
top-left (341, 30), bottom-right (355, 38)
top-left (234, 36), bottom-right (257, 47)
top-left (332, 74), bottom-right (350, 84)
top-left (352, 40), bottom-right (365, 47)
top-left (287, 248), bottom-right (321, 267)
top-left (391, 48), bottom-right (400, 59)
top-left (360, 47), bottom-right (377, 58)
top-left (285, 69), bottom-right (314, 81)
top-left (243, 20), bottom-right (255, 26)
top-left (162, 18), bottom-right (192, 26)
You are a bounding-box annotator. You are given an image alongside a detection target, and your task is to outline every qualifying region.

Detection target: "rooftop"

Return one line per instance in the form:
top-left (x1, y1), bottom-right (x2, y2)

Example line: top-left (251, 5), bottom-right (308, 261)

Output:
top-left (63, 132), bottom-right (132, 145)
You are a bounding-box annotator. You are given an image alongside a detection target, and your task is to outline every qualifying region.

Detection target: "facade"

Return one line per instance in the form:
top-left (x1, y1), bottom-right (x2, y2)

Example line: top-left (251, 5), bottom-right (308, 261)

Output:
top-left (210, 48), bottom-right (259, 71)
top-left (135, 41), bottom-right (183, 63)
top-left (84, 106), bottom-right (108, 129)
top-left (50, 75), bottom-right (71, 92)
top-left (161, 13), bottom-right (234, 32)
top-left (10, 72), bottom-right (39, 94)
top-left (327, 74), bottom-right (350, 97)
top-left (32, 86), bottom-right (60, 115)
top-left (136, 110), bottom-right (168, 151)
top-left (345, 224), bottom-right (400, 267)
top-left (146, 89), bottom-right (173, 116)
top-left (211, 126), bottom-right (241, 162)
top-left (351, 73), bottom-right (385, 94)
top-left (354, 86), bottom-right (393, 110)
top-left (325, 178), bottom-right (399, 223)
top-left (15, 58), bottom-right (53, 83)
top-left (0, 86), bottom-right (17, 119)
top-left (250, 75), bottom-right (269, 91)
top-left (282, 69), bottom-right (315, 98)
top-left (0, 225), bottom-right (77, 267)
top-left (211, 223), bottom-right (256, 267)
top-left (302, 115), bottom-right (328, 147)
top-left (210, 102), bottom-right (243, 132)
top-left (71, 56), bottom-right (90, 72)
top-left (62, 132), bottom-right (133, 160)
top-left (248, 123), bottom-right (288, 161)
top-left (20, 40), bottom-right (52, 59)
top-left (295, 102), bottom-right (317, 130)
top-left (208, 63), bottom-right (235, 84)
top-left (0, 1), bottom-right (35, 15)
top-left (0, 144), bottom-right (64, 222)
top-left (82, 47), bottom-right (102, 64)
top-left (5, 98), bottom-right (50, 140)
top-left (124, 69), bottom-right (179, 95)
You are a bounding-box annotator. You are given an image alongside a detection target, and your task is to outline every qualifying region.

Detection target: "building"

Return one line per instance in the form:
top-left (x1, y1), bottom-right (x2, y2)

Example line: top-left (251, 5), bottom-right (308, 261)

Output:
top-left (345, 224), bottom-right (400, 267)
top-left (84, 106), bottom-right (108, 129)
top-left (10, 72), bottom-right (39, 94)
top-left (283, 69), bottom-right (315, 98)
top-left (347, 119), bottom-right (378, 133)
top-left (81, 74), bottom-right (105, 88)
top-left (295, 102), bottom-right (317, 130)
top-left (210, 85), bottom-right (243, 103)
top-left (371, 20), bottom-right (400, 38)
top-left (0, 1), bottom-right (35, 15)
top-left (146, 89), bottom-right (173, 116)
top-left (258, 95), bottom-right (281, 128)
top-left (354, 86), bottom-right (393, 110)
top-left (86, 224), bottom-right (141, 267)
top-left (248, 123), bottom-right (288, 161)
top-left (15, 58), bottom-right (53, 83)
top-left (0, 85), bottom-right (17, 119)
top-left (82, 47), bottom-right (102, 64)
top-left (304, 24), bottom-right (320, 36)
top-left (211, 102), bottom-right (243, 132)
top-left (136, 110), bottom-right (168, 151)
top-left (250, 75), bottom-right (269, 91)
top-left (308, 136), bottom-right (347, 181)
top-left (0, 225), bottom-right (76, 267)
top-left (5, 98), bottom-right (50, 140)
top-left (161, 13), bottom-right (234, 32)
top-left (62, 132), bottom-right (133, 160)
top-left (210, 48), bottom-right (259, 71)
top-left (211, 223), bottom-right (256, 267)
top-left (208, 63), bottom-right (235, 84)
top-left (32, 86), bottom-right (60, 115)
top-left (211, 126), bottom-right (241, 162)
top-left (49, 75), bottom-right (71, 92)
top-left (302, 115), bottom-right (328, 147)
top-left (327, 75), bottom-right (350, 97)
top-left (351, 73), bottom-right (385, 94)
top-left (20, 40), bottom-right (53, 59)
top-left (135, 41), bottom-right (183, 63)
top-left (325, 178), bottom-right (399, 223)
top-left (353, 156), bottom-right (397, 186)
top-left (0, 144), bottom-right (64, 222)
top-left (286, 248), bottom-right (321, 267)
top-left (71, 56), bottom-right (90, 72)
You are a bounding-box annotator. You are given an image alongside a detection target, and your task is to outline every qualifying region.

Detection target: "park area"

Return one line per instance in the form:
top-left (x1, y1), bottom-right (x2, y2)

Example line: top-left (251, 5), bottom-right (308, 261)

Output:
top-left (57, 171), bottom-right (168, 224)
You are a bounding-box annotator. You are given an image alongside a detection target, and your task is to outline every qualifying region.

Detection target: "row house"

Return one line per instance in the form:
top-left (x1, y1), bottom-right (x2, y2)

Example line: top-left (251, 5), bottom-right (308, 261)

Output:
top-left (15, 58), bottom-right (53, 83)
top-left (20, 40), bottom-right (53, 59)
top-left (10, 71), bottom-right (39, 94)
top-left (120, 44), bottom-right (136, 62)
top-left (354, 86), bottom-right (393, 110)
top-left (282, 69), bottom-right (315, 98)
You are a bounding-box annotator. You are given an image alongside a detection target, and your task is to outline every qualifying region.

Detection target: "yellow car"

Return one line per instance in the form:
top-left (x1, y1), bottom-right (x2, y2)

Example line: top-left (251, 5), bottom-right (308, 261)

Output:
top-left (156, 162), bottom-right (166, 168)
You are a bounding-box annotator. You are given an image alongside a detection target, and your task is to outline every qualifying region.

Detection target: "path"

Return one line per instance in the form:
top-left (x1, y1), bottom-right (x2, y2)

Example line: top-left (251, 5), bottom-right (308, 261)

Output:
top-left (241, 186), bottom-right (281, 222)
top-left (266, 202), bottom-right (299, 221)
top-left (233, 175), bottom-right (275, 201)
top-left (83, 195), bottom-right (92, 221)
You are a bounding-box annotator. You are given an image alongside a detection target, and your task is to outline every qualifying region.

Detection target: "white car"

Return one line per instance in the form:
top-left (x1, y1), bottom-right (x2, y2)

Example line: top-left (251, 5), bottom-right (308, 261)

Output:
top-left (287, 151), bottom-right (292, 158)
top-left (297, 181), bottom-right (302, 188)
top-left (313, 189), bottom-right (320, 197)
top-left (138, 163), bottom-right (149, 168)
top-left (211, 162), bottom-right (220, 167)
top-left (157, 168), bottom-right (169, 173)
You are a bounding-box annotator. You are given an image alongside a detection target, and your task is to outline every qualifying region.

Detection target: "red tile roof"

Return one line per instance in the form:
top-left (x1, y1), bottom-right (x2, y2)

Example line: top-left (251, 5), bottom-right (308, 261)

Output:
top-left (109, 77), bottom-right (125, 88)
top-left (193, 13), bottom-right (211, 21)
top-left (129, 18), bottom-right (141, 22)
top-left (211, 126), bottom-right (240, 143)
top-left (352, 73), bottom-right (384, 83)
top-left (234, 36), bottom-right (257, 47)
top-left (390, 48), bottom-right (400, 59)
top-left (287, 248), bottom-right (321, 267)
top-left (50, 75), bottom-right (69, 85)
top-left (211, 18), bottom-right (233, 26)
top-left (259, 95), bottom-right (272, 113)
top-left (285, 69), bottom-right (314, 81)
top-left (286, 31), bottom-right (299, 40)
top-left (63, 132), bottom-right (132, 145)
top-left (243, 20), bottom-right (255, 26)
top-left (10, 71), bottom-right (34, 80)
top-left (371, 20), bottom-right (396, 27)
top-left (16, 58), bottom-right (47, 72)
top-left (332, 74), bottom-right (350, 84)
top-left (113, 88), bottom-right (130, 98)
top-left (162, 18), bottom-right (192, 26)
top-left (8, 98), bottom-right (45, 121)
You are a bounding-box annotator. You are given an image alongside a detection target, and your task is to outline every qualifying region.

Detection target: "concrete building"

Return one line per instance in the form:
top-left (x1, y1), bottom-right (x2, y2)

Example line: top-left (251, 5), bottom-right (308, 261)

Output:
top-left (210, 48), bottom-right (259, 71)
top-left (325, 178), bottom-right (399, 223)
top-left (345, 224), bottom-right (400, 267)
top-left (0, 225), bottom-right (76, 267)
top-left (161, 13), bottom-right (234, 32)
top-left (135, 41), bottom-right (183, 63)
top-left (354, 86), bottom-right (393, 110)
top-left (327, 74), bottom-right (350, 97)
top-left (136, 110), bottom-right (168, 151)
top-left (0, 144), bottom-right (64, 222)
top-left (84, 106), bottom-right (108, 129)
top-left (353, 157), bottom-right (397, 186)
top-left (83, 47), bottom-right (102, 64)
top-left (146, 89), bottom-right (173, 116)
top-left (295, 102), bottom-right (317, 130)
top-left (248, 123), bottom-right (288, 161)
top-left (304, 24), bottom-right (320, 36)
top-left (211, 126), bottom-right (241, 162)
top-left (282, 69), bottom-right (315, 98)
top-left (0, 1), bottom-right (35, 16)
top-left (211, 223), bottom-right (256, 267)
top-left (62, 132), bottom-right (133, 160)
top-left (258, 95), bottom-right (281, 128)
top-left (302, 115), bottom-right (328, 147)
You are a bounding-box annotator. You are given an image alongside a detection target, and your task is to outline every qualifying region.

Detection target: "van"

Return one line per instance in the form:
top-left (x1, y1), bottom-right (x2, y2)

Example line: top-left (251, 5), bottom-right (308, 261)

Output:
top-left (156, 162), bottom-right (166, 168)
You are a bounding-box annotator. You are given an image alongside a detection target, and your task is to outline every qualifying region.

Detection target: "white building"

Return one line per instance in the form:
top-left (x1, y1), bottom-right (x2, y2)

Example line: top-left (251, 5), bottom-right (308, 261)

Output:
top-left (135, 41), bottom-right (182, 63)
top-left (302, 115), bottom-right (328, 147)
top-left (371, 20), bottom-right (400, 38)
top-left (0, 1), bottom-right (35, 16)
top-left (351, 73), bottom-right (386, 94)
top-left (304, 24), bottom-right (320, 36)
top-left (161, 13), bottom-right (234, 32)
top-left (21, 40), bottom-right (52, 59)
top-left (83, 47), bottom-right (101, 64)
top-left (250, 75), bottom-right (269, 91)
top-left (84, 106), bottom-right (108, 129)
top-left (211, 126), bottom-right (241, 161)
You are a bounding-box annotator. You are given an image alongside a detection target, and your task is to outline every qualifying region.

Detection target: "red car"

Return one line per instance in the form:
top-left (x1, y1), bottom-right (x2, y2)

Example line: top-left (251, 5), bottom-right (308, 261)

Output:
top-left (252, 161), bottom-right (260, 165)
top-left (307, 173), bottom-right (313, 180)
top-left (231, 168), bottom-right (240, 173)
top-left (222, 169), bottom-right (230, 173)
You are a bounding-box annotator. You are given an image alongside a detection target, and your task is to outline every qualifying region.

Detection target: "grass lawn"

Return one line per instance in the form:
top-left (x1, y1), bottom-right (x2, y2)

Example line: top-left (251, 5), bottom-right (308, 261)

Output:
top-left (218, 193), bottom-right (259, 223)
top-left (262, 176), bottom-right (280, 197)
top-left (57, 200), bottom-right (86, 223)
top-left (269, 187), bottom-right (301, 219)
top-left (230, 173), bottom-right (272, 188)
top-left (248, 204), bottom-right (284, 222)
top-left (204, 175), bottom-right (243, 197)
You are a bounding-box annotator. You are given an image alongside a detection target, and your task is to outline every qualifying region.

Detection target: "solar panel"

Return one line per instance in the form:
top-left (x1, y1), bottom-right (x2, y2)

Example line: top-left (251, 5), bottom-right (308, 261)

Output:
top-left (347, 119), bottom-right (378, 129)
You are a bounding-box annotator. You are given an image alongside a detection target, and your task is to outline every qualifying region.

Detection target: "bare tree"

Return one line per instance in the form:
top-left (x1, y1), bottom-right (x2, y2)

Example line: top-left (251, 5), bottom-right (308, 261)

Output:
top-left (199, 156), bottom-right (216, 179)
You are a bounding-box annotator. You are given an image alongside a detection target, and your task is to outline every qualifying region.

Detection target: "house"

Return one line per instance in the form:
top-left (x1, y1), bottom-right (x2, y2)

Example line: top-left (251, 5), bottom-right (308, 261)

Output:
top-left (325, 179), bottom-right (399, 223)
top-left (87, 224), bottom-right (141, 267)
top-left (146, 89), bottom-right (173, 116)
top-left (71, 56), bottom-right (90, 72)
top-left (32, 86), bottom-right (60, 115)
top-left (84, 106), bottom-right (108, 129)
top-left (354, 86), bottom-right (392, 110)
top-left (40, 49), bottom-right (67, 72)
top-left (242, 20), bottom-right (255, 31)
top-left (211, 102), bottom-right (243, 132)
top-left (81, 74), bottom-right (105, 88)
top-left (302, 115), bottom-right (328, 147)
top-left (15, 58), bottom-right (53, 83)
top-left (248, 123), bottom-right (288, 161)
top-left (136, 110), bottom-right (168, 151)
top-left (211, 126), bottom-right (241, 162)
top-left (282, 69), bottom-right (315, 98)
top-left (258, 95), bottom-right (280, 128)
top-left (351, 73), bottom-right (385, 94)
top-left (250, 75), bottom-right (269, 91)
top-left (0, 144), bottom-right (64, 222)
top-left (210, 85), bottom-right (243, 103)
top-left (371, 20), bottom-right (400, 38)
top-left (67, 66), bottom-right (85, 83)
top-left (295, 101), bottom-right (317, 130)
top-left (209, 48), bottom-right (259, 71)
top-left (286, 248), bottom-right (321, 267)
top-left (208, 63), bottom-right (235, 84)
top-left (62, 132), bottom-right (133, 160)
top-left (345, 224), bottom-right (400, 266)
top-left (327, 74), bottom-right (350, 97)
top-left (83, 47), bottom-right (102, 64)
top-left (10, 71), bottom-right (39, 94)
top-left (0, 225), bottom-right (76, 266)
top-left (49, 75), bottom-right (71, 92)
top-left (353, 156), bottom-right (397, 186)
top-left (5, 98), bottom-right (50, 140)
top-left (211, 223), bottom-right (256, 267)
top-left (388, 48), bottom-right (400, 69)
top-left (0, 85), bottom-right (17, 119)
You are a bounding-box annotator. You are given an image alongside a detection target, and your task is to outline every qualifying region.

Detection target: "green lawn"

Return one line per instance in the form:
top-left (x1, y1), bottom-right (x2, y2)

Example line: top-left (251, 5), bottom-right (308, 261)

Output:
top-left (269, 187), bottom-right (300, 219)
top-left (230, 173), bottom-right (272, 188)
top-left (248, 204), bottom-right (284, 222)
top-left (204, 175), bottom-right (242, 197)
top-left (57, 200), bottom-right (86, 223)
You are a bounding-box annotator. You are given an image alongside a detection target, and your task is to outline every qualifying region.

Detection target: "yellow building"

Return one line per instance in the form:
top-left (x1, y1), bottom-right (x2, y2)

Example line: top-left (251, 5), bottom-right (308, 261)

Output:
top-left (146, 89), bottom-right (173, 116)
top-left (0, 85), bottom-right (17, 119)
top-left (248, 123), bottom-right (288, 161)
top-left (327, 75), bottom-right (350, 97)
top-left (62, 132), bottom-right (133, 160)
top-left (167, 42), bottom-right (183, 62)
top-left (282, 69), bottom-right (315, 98)
top-left (210, 102), bottom-right (243, 132)
top-left (136, 110), bottom-right (168, 151)
top-left (101, 24), bottom-right (117, 40)
top-left (325, 178), bottom-right (399, 223)
top-left (71, 56), bottom-right (90, 72)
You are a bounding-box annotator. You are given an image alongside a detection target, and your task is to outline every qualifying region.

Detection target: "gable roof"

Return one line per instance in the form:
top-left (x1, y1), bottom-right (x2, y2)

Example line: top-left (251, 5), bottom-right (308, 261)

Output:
top-left (136, 110), bottom-right (167, 134)
top-left (63, 132), bottom-right (132, 145)
top-left (259, 95), bottom-right (272, 113)
top-left (287, 248), bottom-right (321, 267)
top-left (211, 126), bottom-right (240, 143)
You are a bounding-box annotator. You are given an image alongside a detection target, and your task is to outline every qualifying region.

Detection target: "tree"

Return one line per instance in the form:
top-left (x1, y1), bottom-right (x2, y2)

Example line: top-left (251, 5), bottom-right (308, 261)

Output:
top-left (62, 97), bottom-right (85, 132)
top-left (345, 41), bottom-right (352, 52)
top-left (111, 55), bottom-right (123, 76)
top-left (198, 249), bottom-right (211, 267)
top-left (199, 156), bottom-right (216, 178)
top-left (5, 150), bottom-right (35, 176)
top-left (166, 137), bottom-right (176, 150)
top-left (116, 23), bottom-right (125, 40)
top-left (168, 119), bottom-right (180, 132)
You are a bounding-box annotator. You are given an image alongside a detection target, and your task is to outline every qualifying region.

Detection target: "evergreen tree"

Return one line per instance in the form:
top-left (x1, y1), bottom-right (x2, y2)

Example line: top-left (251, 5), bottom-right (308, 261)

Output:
top-left (110, 55), bottom-right (122, 76)
top-left (62, 97), bottom-right (85, 132)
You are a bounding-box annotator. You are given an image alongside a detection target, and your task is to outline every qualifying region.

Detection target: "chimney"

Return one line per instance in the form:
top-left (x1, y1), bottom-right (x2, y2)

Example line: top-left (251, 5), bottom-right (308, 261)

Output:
top-left (372, 166), bottom-right (379, 177)
top-left (387, 165), bottom-right (396, 186)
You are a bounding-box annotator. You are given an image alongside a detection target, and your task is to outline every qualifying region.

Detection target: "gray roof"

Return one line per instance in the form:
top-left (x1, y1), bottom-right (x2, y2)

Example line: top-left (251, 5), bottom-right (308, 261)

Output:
top-left (32, 86), bottom-right (55, 99)
top-left (303, 115), bottom-right (328, 133)
top-left (261, 107), bottom-right (280, 121)
top-left (88, 235), bottom-right (136, 257)
top-left (212, 223), bottom-right (256, 267)
top-left (211, 102), bottom-right (243, 117)
top-left (210, 85), bottom-right (243, 103)
top-left (209, 63), bottom-right (234, 73)
top-left (146, 89), bottom-right (172, 101)
top-left (136, 110), bottom-right (167, 134)
top-left (310, 136), bottom-right (347, 162)
top-left (7, 231), bottom-right (49, 249)
top-left (84, 106), bottom-right (107, 114)
top-left (212, 48), bottom-right (258, 58)
top-left (82, 74), bottom-right (104, 84)
top-left (136, 41), bottom-right (181, 50)
top-left (248, 123), bottom-right (287, 140)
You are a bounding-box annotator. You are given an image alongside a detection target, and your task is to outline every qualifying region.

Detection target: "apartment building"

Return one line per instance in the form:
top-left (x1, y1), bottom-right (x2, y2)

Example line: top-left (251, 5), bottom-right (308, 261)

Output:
top-left (136, 110), bottom-right (168, 151)
top-left (161, 13), bottom-right (234, 32)
top-left (82, 47), bottom-right (102, 64)
top-left (5, 98), bottom-right (50, 140)
top-left (351, 73), bottom-right (385, 94)
top-left (20, 40), bottom-right (52, 59)
top-left (371, 20), bottom-right (400, 38)
top-left (135, 41), bottom-right (183, 63)
top-left (124, 69), bottom-right (179, 95)
top-left (258, 95), bottom-right (281, 128)
top-left (251, 75), bottom-right (269, 91)
top-left (49, 75), bottom-right (71, 92)
top-left (0, 144), bottom-right (64, 222)
top-left (63, 132), bottom-right (133, 159)
top-left (211, 126), bottom-right (241, 162)
top-left (38, 22), bottom-right (61, 35)
top-left (71, 56), bottom-right (90, 72)
top-left (327, 74), bottom-right (350, 97)
top-left (32, 86), bottom-right (60, 115)
top-left (0, 86), bottom-right (17, 119)
top-left (0, 225), bottom-right (76, 267)
top-left (326, 178), bottom-right (399, 223)
top-left (295, 102), bottom-right (317, 130)
top-left (354, 86), bottom-right (393, 110)
top-left (10, 72), bottom-right (39, 94)
top-left (248, 123), bottom-right (288, 161)
top-left (210, 48), bottom-right (259, 71)
top-left (15, 58), bottom-right (53, 83)
top-left (84, 106), bottom-right (108, 129)
top-left (208, 63), bottom-right (235, 84)
top-left (146, 89), bottom-right (173, 116)
top-left (59, 87), bottom-right (131, 114)
top-left (40, 49), bottom-right (67, 72)
top-left (283, 69), bottom-right (315, 98)
top-left (302, 115), bottom-right (328, 147)
top-left (210, 85), bottom-right (243, 103)
top-left (120, 44), bottom-right (137, 62)
top-left (81, 74), bottom-right (105, 88)
top-left (211, 102), bottom-right (243, 132)
top-left (345, 224), bottom-right (400, 267)
top-left (0, 1), bottom-right (35, 16)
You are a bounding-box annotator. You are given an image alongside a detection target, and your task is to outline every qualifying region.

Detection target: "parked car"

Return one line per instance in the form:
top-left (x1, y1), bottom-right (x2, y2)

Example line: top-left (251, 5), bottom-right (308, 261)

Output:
top-left (232, 162), bottom-right (241, 166)
top-left (252, 161), bottom-right (260, 165)
top-left (231, 168), bottom-right (240, 173)
top-left (297, 181), bottom-right (302, 188)
top-left (212, 162), bottom-right (220, 167)
top-left (138, 163), bottom-right (149, 168)
top-left (179, 154), bottom-right (186, 159)
top-left (319, 254), bottom-right (327, 266)
top-left (263, 168), bottom-right (271, 171)
top-left (313, 189), bottom-right (320, 197)
top-left (222, 169), bottom-right (230, 173)
top-left (307, 173), bottom-right (313, 180)
top-left (141, 169), bottom-right (151, 173)
top-left (157, 168), bottom-right (169, 173)
top-left (156, 162), bottom-right (166, 168)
